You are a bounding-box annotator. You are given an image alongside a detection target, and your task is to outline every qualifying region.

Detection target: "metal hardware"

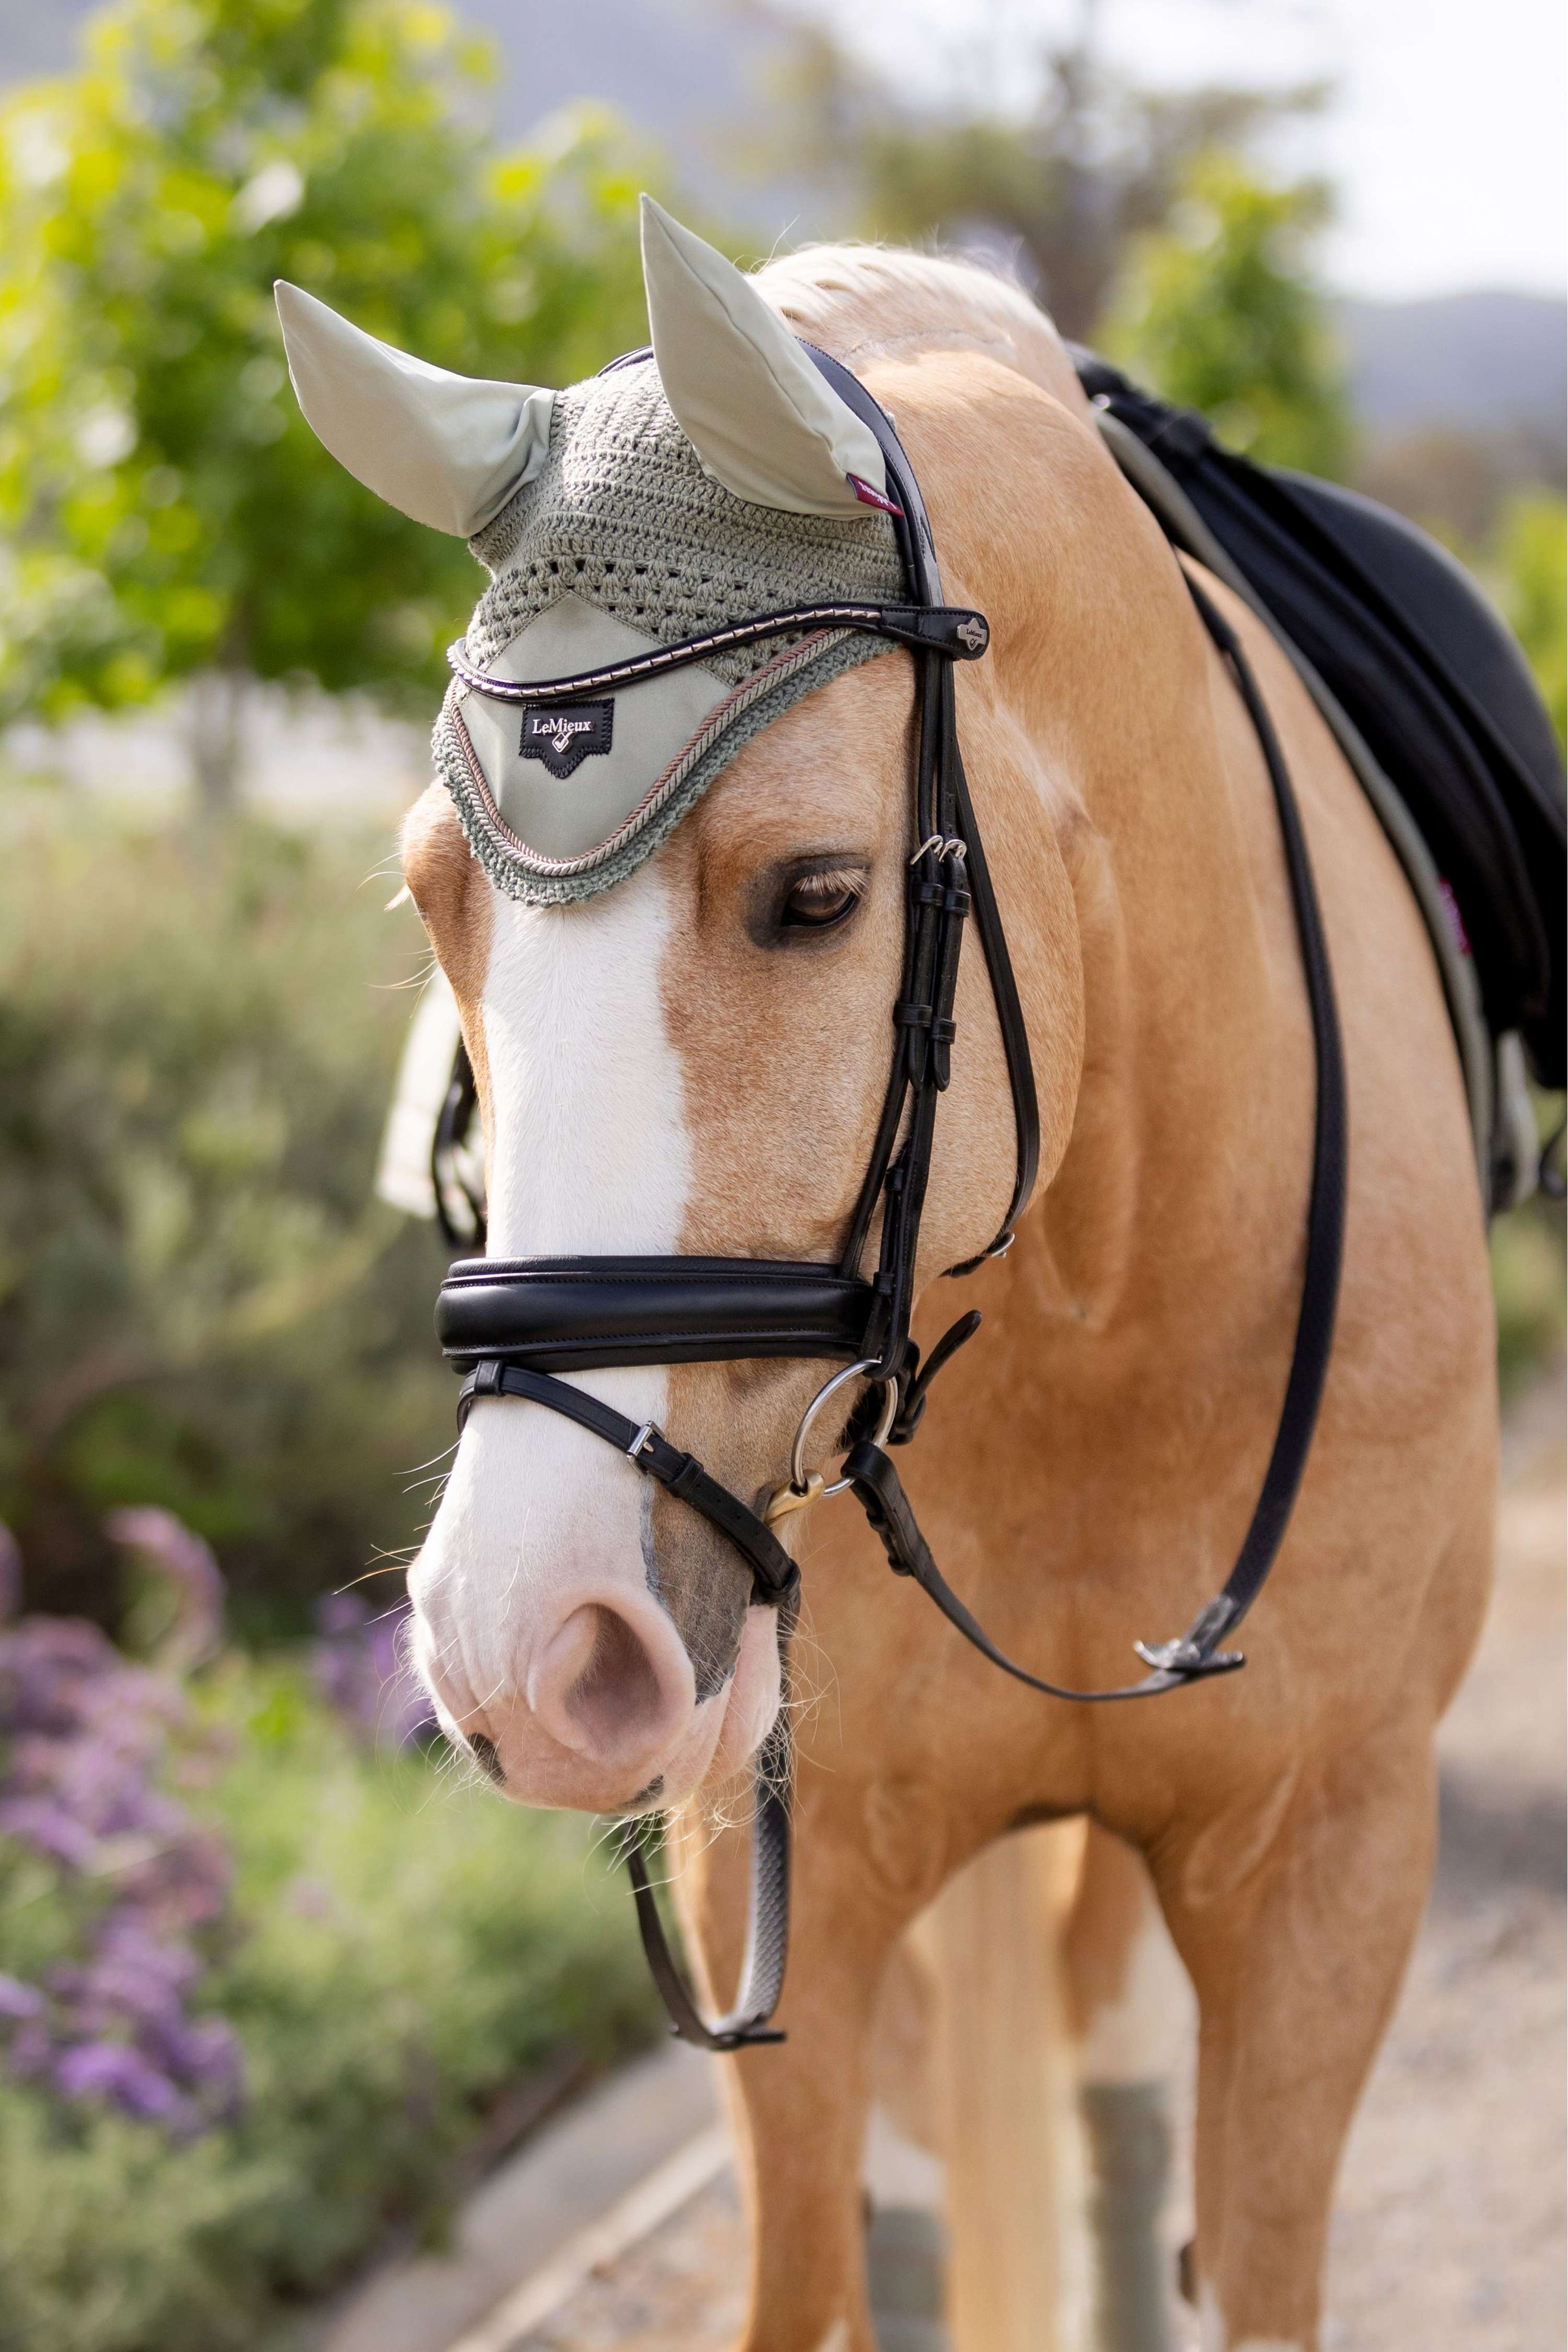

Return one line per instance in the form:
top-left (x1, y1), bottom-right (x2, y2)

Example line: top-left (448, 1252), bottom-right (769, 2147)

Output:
top-left (761, 1360), bottom-right (899, 1526)
top-left (625, 1421), bottom-right (658, 1464)
top-left (909, 834), bottom-right (968, 866)
top-left (763, 1471), bottom-right (828, 1527)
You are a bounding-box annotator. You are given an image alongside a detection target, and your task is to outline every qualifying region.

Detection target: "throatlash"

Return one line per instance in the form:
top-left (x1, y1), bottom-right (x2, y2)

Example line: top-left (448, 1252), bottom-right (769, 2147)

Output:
top-left (280, 200), bottom-right (1367, 2052)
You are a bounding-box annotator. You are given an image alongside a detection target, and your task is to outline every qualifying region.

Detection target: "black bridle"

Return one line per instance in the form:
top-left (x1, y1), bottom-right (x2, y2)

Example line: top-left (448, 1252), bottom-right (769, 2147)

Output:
top-left (432, 348), bottom-right (1346, 2050)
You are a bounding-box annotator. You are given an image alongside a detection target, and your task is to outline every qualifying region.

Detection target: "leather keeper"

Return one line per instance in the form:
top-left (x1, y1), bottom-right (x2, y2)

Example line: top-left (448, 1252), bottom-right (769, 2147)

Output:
top-left (437, 1255), bottom-right (876, 1371)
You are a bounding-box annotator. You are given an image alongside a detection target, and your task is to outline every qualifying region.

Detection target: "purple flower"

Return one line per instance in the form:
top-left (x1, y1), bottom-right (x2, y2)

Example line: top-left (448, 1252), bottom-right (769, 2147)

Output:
top-left (159, 2015), bottom-right (243, 2107)
top-left (315, 1592), bottom-right (368, 1640)
top-left (0, 1974), bottom-right (44, 2022)
top-left (0, 1535), bottom-right (245, 2137)
top-left (6, 2018), bottom-right (52, 2078)
top-left (0, 1524), bottom-right (20, 1626)
top-left (54, 2038), bottom-right (191, 2125)
top-left (104, 1509), bottom-right (225, 1669)
top-left (0, 1618), bottom-right (124, 1738)
top-left (312, 1592), bottom-right (435, 1750)
top-left (0, 1795), bottom-right (99, 1870)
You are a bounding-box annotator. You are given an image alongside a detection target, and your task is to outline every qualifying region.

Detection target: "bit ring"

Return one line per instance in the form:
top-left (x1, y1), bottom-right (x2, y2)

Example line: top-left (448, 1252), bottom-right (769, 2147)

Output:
top-left (790, 1360), bottom-right (897, 1498)
top-left (762, 1362), bottom-right (898, 1528)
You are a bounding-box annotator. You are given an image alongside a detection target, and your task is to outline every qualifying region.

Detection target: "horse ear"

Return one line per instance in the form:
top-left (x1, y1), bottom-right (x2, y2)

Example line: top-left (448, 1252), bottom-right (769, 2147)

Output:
top-left (639, 198), bottom-right (887, 517)
top-left (274, 283), bottom-right (555, 538)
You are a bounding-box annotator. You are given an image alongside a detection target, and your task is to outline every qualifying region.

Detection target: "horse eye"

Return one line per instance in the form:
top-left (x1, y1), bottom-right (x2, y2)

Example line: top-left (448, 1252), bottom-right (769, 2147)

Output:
top-left (779, 869), bottom-right (865, 930)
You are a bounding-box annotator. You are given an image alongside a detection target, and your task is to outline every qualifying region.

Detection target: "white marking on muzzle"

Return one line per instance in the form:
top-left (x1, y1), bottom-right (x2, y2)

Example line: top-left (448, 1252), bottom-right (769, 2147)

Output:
top-left (409, 864), bottom-right (694, 1787)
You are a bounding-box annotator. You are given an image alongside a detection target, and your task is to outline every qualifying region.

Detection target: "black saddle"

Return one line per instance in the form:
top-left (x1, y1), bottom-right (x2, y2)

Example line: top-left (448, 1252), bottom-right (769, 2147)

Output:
top-left (1072, 352), bottom-right (1566, 1093)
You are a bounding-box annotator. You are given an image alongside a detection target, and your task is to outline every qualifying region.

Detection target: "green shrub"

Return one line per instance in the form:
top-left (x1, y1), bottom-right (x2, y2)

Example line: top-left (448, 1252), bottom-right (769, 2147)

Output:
top-left (1104, 150), bottom-right (1352, 478)
top-left (1491, 1193), bottom-right (1566, 1397)
top-left (0, 792), bottom-right (452, 1634)
top-left (1495, 491), bottom-right (1567, 753)
top-left (0, 1653), bottom-right (655, 2352)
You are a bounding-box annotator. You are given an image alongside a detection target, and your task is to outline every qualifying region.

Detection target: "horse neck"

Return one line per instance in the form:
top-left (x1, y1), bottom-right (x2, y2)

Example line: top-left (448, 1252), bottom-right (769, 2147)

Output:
top-left (999, 542), bottom-right (1304, 1356)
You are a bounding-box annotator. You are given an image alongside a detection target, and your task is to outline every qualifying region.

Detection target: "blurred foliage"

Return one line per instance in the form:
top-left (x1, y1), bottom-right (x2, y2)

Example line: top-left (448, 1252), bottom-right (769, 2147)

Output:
top-left (1491, 1193), bottom-right (1566, 1399)
top-left (1353, 422), bottom-right (1566, 557)
top-left (764, 15), bottom-right (1325, 340)
top-left (1494, 492), bottom-right (1567, 751)
top-left (1104, 150), bottom-right (1351, 477)
top-left (0, 1650), bottom-right (655, 2351)
top-left (0, 0), bottom-right (659, 802)
top-left (0, 794), bottom-right (453, 1636)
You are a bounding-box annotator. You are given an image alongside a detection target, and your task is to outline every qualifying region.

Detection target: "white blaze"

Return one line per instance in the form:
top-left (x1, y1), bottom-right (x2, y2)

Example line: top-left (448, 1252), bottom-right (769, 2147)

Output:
top-left (409, 863), bottom-right (692, 1727)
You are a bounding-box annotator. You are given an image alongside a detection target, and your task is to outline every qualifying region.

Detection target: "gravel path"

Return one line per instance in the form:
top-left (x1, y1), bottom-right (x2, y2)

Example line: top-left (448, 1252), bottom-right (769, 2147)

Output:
top-left (521, 1374), bottom-right (1565, 2351)
top-left (1323, 1371), bottom-right (1564, 2351)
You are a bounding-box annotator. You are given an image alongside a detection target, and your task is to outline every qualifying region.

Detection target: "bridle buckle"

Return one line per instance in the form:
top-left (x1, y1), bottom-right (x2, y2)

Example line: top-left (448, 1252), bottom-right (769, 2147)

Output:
top-left (625, 1420), bottom-right (659, 1465)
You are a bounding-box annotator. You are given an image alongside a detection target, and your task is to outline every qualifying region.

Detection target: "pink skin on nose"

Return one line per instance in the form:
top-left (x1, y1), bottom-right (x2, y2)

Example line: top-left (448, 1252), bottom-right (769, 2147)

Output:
top-left (524, 1584), bottom-right (697, 1770)
top-left (413, 1582), bottom-right (783, 1816)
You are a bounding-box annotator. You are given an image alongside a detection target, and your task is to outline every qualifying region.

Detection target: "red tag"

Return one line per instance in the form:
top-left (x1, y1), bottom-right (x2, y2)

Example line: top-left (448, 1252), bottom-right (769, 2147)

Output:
top-left (847, 473), bottom-right (904, 518)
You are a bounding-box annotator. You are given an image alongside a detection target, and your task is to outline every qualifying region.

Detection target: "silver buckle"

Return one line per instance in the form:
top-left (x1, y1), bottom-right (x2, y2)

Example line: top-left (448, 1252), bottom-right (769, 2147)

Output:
top-left (625, 1421), bottom-right (658, 1465)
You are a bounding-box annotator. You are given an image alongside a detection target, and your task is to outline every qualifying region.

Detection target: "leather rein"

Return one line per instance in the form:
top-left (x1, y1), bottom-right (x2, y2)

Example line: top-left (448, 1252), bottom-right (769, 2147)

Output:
top-left (432, 347), bottom-right (1348, 2051)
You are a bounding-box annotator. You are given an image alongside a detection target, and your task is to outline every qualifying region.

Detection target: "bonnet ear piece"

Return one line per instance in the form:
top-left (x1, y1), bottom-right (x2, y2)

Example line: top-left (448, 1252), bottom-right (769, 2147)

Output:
top-left (639, 197), bottom-right (889, 519)
top-left (274, 282), bottom-right (555, 539)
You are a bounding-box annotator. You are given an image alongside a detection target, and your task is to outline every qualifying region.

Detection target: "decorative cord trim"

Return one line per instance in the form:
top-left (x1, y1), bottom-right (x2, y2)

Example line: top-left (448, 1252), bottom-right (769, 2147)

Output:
top-left (439, 630), bottom-right (852, 884)
top-left (448, 604), bottom-right (889, 703)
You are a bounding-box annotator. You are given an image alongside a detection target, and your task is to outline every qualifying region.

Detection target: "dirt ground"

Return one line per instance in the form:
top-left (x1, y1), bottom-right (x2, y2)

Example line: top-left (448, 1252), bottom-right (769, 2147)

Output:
top-left (522, 1370), bottom-right (1566, 2352)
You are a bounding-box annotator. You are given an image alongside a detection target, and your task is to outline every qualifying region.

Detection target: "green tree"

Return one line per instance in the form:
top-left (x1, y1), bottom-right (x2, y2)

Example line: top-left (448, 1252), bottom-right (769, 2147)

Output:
top-left (764, 12), bottom-right (1326, 341)
top-left (0, 0), bottom-right (659, 809)
top-left (1104, 149), bottom-right (1351, 478)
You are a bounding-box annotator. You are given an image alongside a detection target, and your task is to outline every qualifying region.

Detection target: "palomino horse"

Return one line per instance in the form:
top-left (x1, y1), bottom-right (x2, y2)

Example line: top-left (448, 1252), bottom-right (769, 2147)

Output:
top-left (287, 222), bottom-right (1495, 2348)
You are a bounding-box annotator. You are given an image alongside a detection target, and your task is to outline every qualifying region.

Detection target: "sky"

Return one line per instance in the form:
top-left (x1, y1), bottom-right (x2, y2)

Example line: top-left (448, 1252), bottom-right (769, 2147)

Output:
top-left (795, 0), bottom-right (1567, 301)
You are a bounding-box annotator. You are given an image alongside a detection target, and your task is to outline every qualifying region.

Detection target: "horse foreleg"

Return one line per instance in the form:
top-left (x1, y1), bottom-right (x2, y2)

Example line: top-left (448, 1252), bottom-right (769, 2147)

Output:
top-left (1065, 1821), bottom-right (1195, 2352)
top-left (1155, 1728), bottom-right (1439, 2351)
top-left (671, 1787), bottom-right (905, 2352)
top-left (911, 1822), bottom-right (1085, 2352)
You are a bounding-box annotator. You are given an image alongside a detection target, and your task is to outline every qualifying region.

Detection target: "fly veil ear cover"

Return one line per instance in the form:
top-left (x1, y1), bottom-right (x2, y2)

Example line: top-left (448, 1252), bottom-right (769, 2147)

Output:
top-left (273, 282), bottom-right (555, 538)
top-left (637, 197), bottom-right (887, 514)
top-left (274, 217), bottom-right (903, 905)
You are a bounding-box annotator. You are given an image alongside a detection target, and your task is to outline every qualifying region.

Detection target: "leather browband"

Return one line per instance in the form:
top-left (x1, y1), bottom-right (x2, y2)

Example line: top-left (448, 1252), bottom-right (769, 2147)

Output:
top-left (447, 601), bottom-right (990, 705)
top-left (437, 1256), bottom-right (875, 1372)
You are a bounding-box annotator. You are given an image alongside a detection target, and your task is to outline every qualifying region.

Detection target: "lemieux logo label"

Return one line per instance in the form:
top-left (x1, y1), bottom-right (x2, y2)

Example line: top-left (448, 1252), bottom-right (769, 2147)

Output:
top-left (519, 700), bottom-right (615, 779)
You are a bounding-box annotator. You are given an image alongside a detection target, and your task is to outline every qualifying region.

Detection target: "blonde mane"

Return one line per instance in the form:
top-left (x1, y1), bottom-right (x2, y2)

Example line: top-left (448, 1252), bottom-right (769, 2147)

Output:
top-left (753, 241), bottom-right (1092, 418)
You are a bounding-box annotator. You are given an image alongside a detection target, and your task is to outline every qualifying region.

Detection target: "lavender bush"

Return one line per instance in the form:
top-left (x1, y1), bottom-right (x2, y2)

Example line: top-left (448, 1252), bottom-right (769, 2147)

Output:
top-left (0, 1528), bottom-right (655, 2352)
top-left (0, 1525), bottom-right (241, 2141)
top-left (311, 1590), bottom-right (436, 1751)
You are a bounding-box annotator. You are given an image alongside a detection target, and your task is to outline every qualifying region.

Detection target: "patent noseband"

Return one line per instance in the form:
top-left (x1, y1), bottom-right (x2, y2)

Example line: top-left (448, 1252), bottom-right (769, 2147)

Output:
top-left (432, 345), bottom-right (1346, 2051)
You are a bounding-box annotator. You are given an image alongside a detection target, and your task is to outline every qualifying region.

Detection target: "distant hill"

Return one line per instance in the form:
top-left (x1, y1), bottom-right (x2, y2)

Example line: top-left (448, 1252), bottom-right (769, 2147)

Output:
top-left (1335, 291), bottom-right (1566, 439)
top-left (0, 0), bottom-right (93, 81)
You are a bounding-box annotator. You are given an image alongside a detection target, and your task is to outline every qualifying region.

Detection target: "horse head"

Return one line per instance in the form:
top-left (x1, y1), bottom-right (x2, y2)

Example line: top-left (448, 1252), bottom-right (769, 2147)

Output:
top-left (279, 208), bottom-right (1105, 1817)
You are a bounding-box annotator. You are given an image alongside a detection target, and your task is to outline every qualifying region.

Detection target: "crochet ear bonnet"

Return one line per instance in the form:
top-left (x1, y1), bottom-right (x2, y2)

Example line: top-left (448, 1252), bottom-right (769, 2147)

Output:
top-left (276, 201), bottom-right (904, 905)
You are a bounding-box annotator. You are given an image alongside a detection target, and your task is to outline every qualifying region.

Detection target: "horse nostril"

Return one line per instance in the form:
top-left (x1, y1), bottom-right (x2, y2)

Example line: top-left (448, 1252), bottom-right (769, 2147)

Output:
top-left (570, 1607), bottom-right (663, 1750)
top-left (528, 1602), bottom-right (675, 1763)
top-left (468, 1732), bottom-right (505, 1785)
